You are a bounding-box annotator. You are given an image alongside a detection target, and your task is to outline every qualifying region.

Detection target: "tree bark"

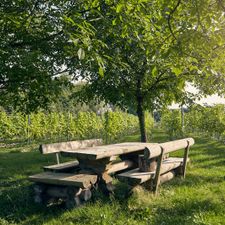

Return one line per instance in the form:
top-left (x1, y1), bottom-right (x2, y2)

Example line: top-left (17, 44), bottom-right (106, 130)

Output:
top-left (181, 105), bottom-right (184, 135)
top-left (136, 79), bottom-right (147, 142)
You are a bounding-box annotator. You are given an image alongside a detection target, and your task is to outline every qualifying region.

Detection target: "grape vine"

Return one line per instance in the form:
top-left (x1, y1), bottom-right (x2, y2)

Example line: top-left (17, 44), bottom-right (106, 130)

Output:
top-left (160, 105), bottom-right (225, 141)
top-left (0, 110), bottom-right (152, 144)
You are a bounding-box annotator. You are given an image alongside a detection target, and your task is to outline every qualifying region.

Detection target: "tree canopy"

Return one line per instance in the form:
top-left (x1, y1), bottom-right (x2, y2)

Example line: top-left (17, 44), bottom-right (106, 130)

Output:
top-left (0, 0), bottom-right (105, 112)
top-left (74, 0), bottom-right (225, 140)
top-left (1, 0), bottom-right (225, 140)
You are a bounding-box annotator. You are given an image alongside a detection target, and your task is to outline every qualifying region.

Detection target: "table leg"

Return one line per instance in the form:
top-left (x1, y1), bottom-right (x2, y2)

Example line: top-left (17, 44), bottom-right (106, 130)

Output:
top-left (78, 158), bottom-right (115, 195)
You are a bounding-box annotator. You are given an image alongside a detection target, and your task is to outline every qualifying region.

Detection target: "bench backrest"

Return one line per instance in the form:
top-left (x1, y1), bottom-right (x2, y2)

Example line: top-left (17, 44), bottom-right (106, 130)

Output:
top-left (142, 138), bottom-right (194, 192)
top-left (144, 138), bottom-right (194, 159)
top-left (39, 139), bottom-right (103, 154)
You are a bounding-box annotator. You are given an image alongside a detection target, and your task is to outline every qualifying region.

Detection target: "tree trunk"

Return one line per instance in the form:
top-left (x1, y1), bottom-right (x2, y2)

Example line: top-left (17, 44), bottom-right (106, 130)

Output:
top-left (181, 106), bottom-right (184, 135)
top-left (137, 96), bottom-right (147, 142)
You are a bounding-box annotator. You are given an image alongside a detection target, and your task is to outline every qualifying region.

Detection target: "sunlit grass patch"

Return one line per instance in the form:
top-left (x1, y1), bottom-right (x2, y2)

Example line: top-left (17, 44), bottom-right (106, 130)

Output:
top-left (0, 130), bottom-right (225, 224)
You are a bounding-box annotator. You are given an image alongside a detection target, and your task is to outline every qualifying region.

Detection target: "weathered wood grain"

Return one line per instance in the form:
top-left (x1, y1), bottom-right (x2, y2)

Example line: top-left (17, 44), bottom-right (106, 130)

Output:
top-left (160, 157), bottom-right (189, 174)
top-left (40, 139), bottom-right (103, 154)
top-left (160, 171), bottom-right (175, 184)
top-left (138, 155), bottom-right (157, 172)
top-left (153, 147), bottom-right (165, 193)
top-left (117, 157), bottom-right (187, 185)
top-left (29, 172), bottom-right (97, 188)
top-left (61, 142), bottom-right (158, 160)
top-left (43, 161), bottom-right (79, 172)
top-left (107, 160), bottom-right (135, 174)
top-left (144, 138), bottom-right (195, 159)
top-left (117, 168), bottom-right (155, 185)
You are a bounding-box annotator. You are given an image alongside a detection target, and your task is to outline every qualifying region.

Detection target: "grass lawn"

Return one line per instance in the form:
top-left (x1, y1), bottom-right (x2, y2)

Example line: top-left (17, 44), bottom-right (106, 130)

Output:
top-left (0, 130), bottom-right (225, 225)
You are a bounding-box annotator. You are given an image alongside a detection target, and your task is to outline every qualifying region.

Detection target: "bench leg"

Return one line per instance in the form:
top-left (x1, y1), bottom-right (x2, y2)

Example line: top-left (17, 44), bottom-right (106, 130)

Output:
top-left (152, 148), bottom-right (165, 194)
top-left (65, 187), bottom-right (82, 209)
top-left (78, 158), bottom-right (115, 196)
top-left (33, 183), bottom-right (93, 208)
top-left (80, 188), bottom-right (92, 201)
top-left (65, 187), bottom-right (93, 209)
top-left (98, 172), bottom-right (115, 195)
top-left (182, 145), bottom-right (190, 178)
top-left (33, 183), bottom-right (48, 204)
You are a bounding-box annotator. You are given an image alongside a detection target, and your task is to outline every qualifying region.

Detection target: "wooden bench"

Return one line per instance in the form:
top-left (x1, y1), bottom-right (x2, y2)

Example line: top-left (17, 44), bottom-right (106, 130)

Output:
top-left (28, 139), bottom-right (102, 208)
top-left (40, 139), bottom-right (103, 172)
top-left (29, 172), bottom-right (98, 188)
top-left (117, 138), bottom-right (194, 193)
top-left (29, 172), bottom-right (98, 208)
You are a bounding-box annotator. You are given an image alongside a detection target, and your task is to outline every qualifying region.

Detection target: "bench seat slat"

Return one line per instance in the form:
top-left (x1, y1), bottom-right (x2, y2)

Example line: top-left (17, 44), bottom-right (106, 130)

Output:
top-left (117, 168), bottom-right (155, 184)
top-left (117, 157), bottom-right (189, 185)
top-left (28, 172), bottom-right (97, 188)
top-left (43, 161), bottom-right (79, 172)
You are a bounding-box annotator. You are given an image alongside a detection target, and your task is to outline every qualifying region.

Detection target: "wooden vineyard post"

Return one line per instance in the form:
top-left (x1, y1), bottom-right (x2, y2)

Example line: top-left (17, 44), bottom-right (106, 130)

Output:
top-left (182, 140), bottom-right (190, 178)
top-left (152, 147), bottom-right (165, 194)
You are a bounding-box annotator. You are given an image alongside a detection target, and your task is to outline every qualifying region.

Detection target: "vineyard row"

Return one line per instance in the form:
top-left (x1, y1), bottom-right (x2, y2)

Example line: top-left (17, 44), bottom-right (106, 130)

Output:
top-left (161, 104), bottom-right (225, 141)
top-left (0, 110), bottom-right (153, 143)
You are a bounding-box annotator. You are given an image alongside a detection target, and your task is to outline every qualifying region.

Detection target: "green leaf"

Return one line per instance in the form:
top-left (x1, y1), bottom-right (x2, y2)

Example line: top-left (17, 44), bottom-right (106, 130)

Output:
top-left (99, 66), bottom-right (104, 77)
top-left (116, 4), bottom-right (123, 13)
top-left (112, 19), bottom-right (117, 26)
top-left (77, 48), bottom-right (85, 60)
top-left (171, 67), bottom-right (182, 76)
top-left (72, 38), bottom-right (79, 46)
top-left (152, 66), bottom-right (157, 77)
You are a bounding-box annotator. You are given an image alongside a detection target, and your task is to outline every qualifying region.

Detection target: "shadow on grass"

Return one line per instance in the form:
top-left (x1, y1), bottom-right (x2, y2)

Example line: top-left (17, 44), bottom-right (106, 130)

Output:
top-left (0, 180), bottom-right (130, 224)
top-left (0, 151), bottom-right (64, 224)
top-left (0, 183), bottom-right (65, 224)
top-left (0, 133), bottom-right (224, 224)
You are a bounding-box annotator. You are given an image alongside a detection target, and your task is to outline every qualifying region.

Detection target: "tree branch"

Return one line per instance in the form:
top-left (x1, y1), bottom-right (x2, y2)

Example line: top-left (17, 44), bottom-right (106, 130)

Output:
top-left (0, 69), bottom-right (69, 88)
top-left (167, 0), bottom-right (181, 40)
top-left (7, 30), bottom-right (64, 49)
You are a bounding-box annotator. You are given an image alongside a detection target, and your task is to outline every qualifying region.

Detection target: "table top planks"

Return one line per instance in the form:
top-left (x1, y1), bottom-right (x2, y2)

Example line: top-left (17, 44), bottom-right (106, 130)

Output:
top-left (61, 142), bottom-right (158, 160)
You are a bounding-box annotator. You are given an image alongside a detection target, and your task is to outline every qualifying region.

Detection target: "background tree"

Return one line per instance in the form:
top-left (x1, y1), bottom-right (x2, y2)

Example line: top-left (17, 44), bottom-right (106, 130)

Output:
top-left (0, 0), bottom-right (106, 112)
top-left (70, 0), bottom-right (225, 141)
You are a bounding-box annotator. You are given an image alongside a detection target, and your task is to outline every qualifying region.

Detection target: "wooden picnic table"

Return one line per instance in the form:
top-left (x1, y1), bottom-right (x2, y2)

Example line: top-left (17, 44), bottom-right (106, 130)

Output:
top-left (29, 138), bottom-right (194, 208)
top-left (60, 142), bottom-right (158, 193)
top-left (61, 142), bottom-right (157, 160)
